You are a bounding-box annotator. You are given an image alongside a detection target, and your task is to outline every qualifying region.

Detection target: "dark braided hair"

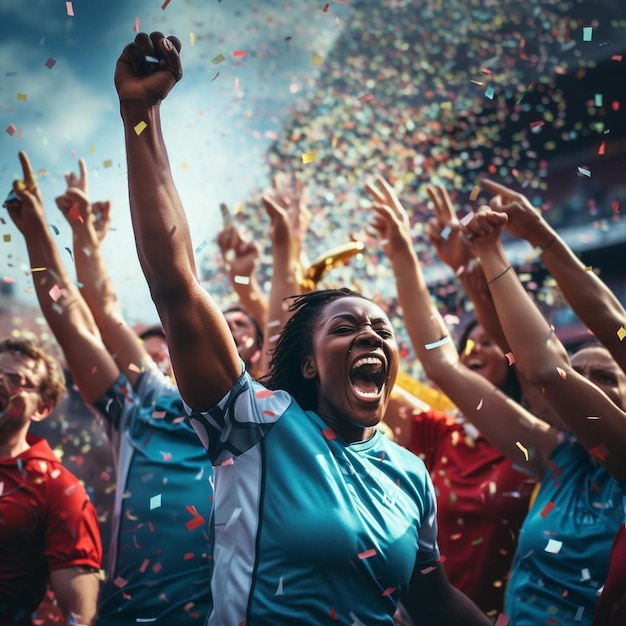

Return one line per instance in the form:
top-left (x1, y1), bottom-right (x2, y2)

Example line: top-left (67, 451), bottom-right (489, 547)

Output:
top-left (262, 288), bottom-right (369, 411)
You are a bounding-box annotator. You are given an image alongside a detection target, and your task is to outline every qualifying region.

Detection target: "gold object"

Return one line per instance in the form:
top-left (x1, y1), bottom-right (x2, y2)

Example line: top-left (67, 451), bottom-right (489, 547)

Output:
top-left (394, 370), bottom-right (457, 413)
top-left (300, 240), bottom-right (365, 290)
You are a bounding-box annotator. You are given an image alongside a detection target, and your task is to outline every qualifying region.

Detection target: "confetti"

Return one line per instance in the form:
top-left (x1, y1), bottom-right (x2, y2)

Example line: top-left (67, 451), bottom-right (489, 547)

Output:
top-left (322, 427), bottom-right (336, 441)
top-left (598, 141), bottom-right (606, 155)
top-left (476, 398), bottom-right (483, 410)
top-left (149, 494), bottom-right (162, 510)
top-left (161, 0), bottom-right (172, 9)
top-left (612, 55), bottom-right (623, 62)
top-left (469, 185), bottom-right (480, 201)
top-left (211, 54), bottom-right (226, 65)
top-left (595, 94), bottom-right (603, 107)
top-left (540, 501), bottom-right (555, 518)
top-left (49, 284), bottom-right (63, 302)
top-left (505, 352), bottom-right (515, 365)
top-left (590, 443), bottom-right (608, 461)
top-left (494, 614), bottom-right (509, 626)
top-left (545, 539), bottom-right (563, 554)
top-left (516, 441), bottom-right (529, 461)
top-left (301, 150), bottom-right (317, 164)
top-left (134, 121), bottom-right (147, 135)
top-left (16, 94), bottom-right (27, 102)
top-left (6, 124), bottom-right (16, 137)
top-left (358, 549), bottom-right (377, 560)
top-left (233, 50), bottom-right (246, 58)
top-left (275, 577), bottom-right (284, 595)
top-left (190, 32), bottom-right (196, 47)
top-left (102, 159), bottom-right (113, 168)
top-left (424, 336), bottom-right (451, 350)
top-left (582, 27), bottom-right (593, 42)
top-left (45, 57), bottom-right (56, 69)
top-left (580, 568), bottom-right (590, 581)
top-left (323, 2), bottom-right (330, 11)
top-left (556, 367), bottom-right (567, 379)
top-left (358, 92), bottom-right (375, 104)
top-left (133, 17), bottom-right (140, 32)
top-left (66, 1), bottom-right (74, 16)
top-left (311, 53), bottom-right (325, 65)
top-left (617, 326), bottom-right (626, 341)
top-left (577, 166), bottom-right (591, 177)
top-left (460, 211), bottom-right (474, 226)
top-left (484, 86), bottom-right (495, 100)
top-left (3, 235), bottom-right (10, 243)
top-left (233, 275), bottom-right (250, 285)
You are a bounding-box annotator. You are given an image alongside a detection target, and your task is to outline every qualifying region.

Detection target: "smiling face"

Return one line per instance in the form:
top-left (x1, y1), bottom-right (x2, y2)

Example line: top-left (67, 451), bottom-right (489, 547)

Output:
top-left (570, 345), bottom-right (626, 410)
top-left (459, 323), bottom-right (509, 390)
top-left (302, 296), bottom-right (399, 441)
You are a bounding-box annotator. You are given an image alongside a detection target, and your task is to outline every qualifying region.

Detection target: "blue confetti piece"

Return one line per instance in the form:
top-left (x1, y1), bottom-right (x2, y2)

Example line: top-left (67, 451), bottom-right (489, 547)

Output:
top-left (145, 55), bottom-right (159, 63)
top-left (440, 225), bottom-right (452, 240)
top-left (484, 86), bottom-right (495, 100)
top-left (49, 224), bottom-right (59, 235)
top-left (5, 71), bottom-right (17, 77)
top-left (194, 240), bottom-right (208, 255)
top-left (64, 247), bottom-right (73, 260)
top-left (583, 27), bottom-right (593, 41)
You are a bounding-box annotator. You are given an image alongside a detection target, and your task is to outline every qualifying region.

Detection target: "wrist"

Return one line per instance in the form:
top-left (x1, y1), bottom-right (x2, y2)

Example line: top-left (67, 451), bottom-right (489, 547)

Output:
top-left (120, 101), bottom-right (160, 125)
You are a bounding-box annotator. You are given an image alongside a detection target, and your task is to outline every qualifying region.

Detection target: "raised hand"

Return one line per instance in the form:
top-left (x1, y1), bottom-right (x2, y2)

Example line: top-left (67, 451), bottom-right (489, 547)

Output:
top-left (3, 151), bottom-right (47, 235)
top-left (92, 201), bottom-right (112, 243)
top-left (481, 179), bottom-right (549, 245)
top-left (216, 219), bottom-right (260, 280)
top-left (64, 158), bottom-right (88, 195)
top-left (364, 175), bottom-right (413, 262)
top-left (114, 31), bottom-right (183, 106)
top-left (425, 184), bottom-right (473, 272)
top-left (269, 173), bottom-right (311, 248)
top-left (459, 206), bottom-right (508, 251)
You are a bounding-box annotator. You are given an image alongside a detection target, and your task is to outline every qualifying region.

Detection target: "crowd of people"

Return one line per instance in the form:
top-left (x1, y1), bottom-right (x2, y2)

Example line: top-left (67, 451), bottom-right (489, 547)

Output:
top-left (1, 24), bottom-right (625, 626)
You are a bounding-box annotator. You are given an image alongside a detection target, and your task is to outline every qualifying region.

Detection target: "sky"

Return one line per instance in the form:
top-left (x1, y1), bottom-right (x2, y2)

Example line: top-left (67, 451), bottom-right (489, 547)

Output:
top-left (0, 0), bottom-right (352, 324)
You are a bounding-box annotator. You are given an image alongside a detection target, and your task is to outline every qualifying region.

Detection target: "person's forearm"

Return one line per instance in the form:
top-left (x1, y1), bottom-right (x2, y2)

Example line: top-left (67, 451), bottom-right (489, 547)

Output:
top-left (539, 232), bottom-right (626, 371)
top-left (120, 102), bottom-right (197, 297)
top-left (231, 275), bottom-right (268, 331)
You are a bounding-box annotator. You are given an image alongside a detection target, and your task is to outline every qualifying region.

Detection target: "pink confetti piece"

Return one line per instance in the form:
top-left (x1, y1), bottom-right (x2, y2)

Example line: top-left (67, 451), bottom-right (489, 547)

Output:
top-left (139, 559), bottom-right (150, 573)
top-left (185, 511), bottom-right (205, 531)
top-left (6, 124), bottom-right (16, 137)
top-left (113, 576), bottom-right (128, 588)
top-left (221, 457), bottom-right (234, 466)
top-left (420, 565), bottom-right (437, 575)
top-left (161, 0), bottom-right (172, 9)
top-left (598, 141), bottom-right (606, 155)
top-left (322, 427), bottom-right (336, 441)
top-left (590, 443), bottom-right (608, 461)
top-left (556, 367), bottom-right (567, 379)
top-left (45, 57), bottom-right (56, 69)
top-left (233, 50), bottom-right (246, 58)
top-left (530, 121), bottom-right (544, 130)
top-left (133, 17), bottom-right (140, 32)
top-left (49, 284), bottom-right (63, 302)
top-left (66, 2), bottom-right (74, 15)
top-left (460, 211), bottom-right (474, 226)
top-left (476, 398), bottom-right (483, 410)
top-left (495, 615), bottom-right (509, 626)
top-left (358, 92), bottom-right (375, 104)
top-left (160, 452), bottom-right (172, 461)
top-left (128, 363), bottom-right (141, 373)
top-left (358, 548), bottom-right (377, 560)
top-left (540, 501), bottom-right (555, 518)
top-left (505, 352), bottom-right (515, 365)
top-left (382, 587), bottom-right (397, 596)
top-left (255, 389), bottom-right (274, 399)
top-left (612, 55), bottom-right (623, 62)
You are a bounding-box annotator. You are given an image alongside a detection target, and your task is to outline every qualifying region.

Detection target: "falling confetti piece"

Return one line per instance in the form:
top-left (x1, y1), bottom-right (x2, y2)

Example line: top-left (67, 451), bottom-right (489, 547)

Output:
top-left (149, 494), bottom-right (162, 510)
top-left (469, 185), bottom-right (480, 201)
top-left (275, 577), bottom-right (284, 595)
top-left (102, 159), bottom-right (113, 168)
top-left (440, 225), bottom-right (452, 240)
top-left (545, 539), bottom-right (563, 554)
top-left (476, 398), bottom-right (483, 410)
top-left (322, 427), bottom-right (336, 441)
top-left (358, 549), bottom-right (377, 560)
top-left (595, 94), bottom-right (603, 107)
top-left (529, 121), bottom-right (544, 130)
top-left (464, 338), bottom-right (474, 355)
top-left (133, 17), bottom-right (140, 32)
top-left (556, 367), bottom-right (567, 379)
top-left (16, 94), bottom-right (27, 102)
top-left (494, 614), bottom-right (509, 626)
top-left (6, 124), bottom-right (16, 137)
top-left (66, 2), bottom-right (74, 16)
top-left (45, 57), bottom-right (56, 69)
top-left (505, 352), bottom-right (515, 365)
top-left (358, 92), bottom-right (375, 104)
top-left (311, 53), bottom-right (325, 65)
top-left (583, 27), bottom-right (593, 41)
top-left (233, 275), bottom-right (250, 285)
top-left (211, 54), bottom-right (226, 65)
top-left (190, 32), bottom-right (196, 46)
top-left (161, 0), bottom-right (172, 9)
top-left (211, 72), bottom-right (220, 81)
top-left (598, 141), bottom-right (606, 155)
top-left (540, 501), bottom-right (555, 518)
top-left (3, 235), bottom-right (10, 243)
top-left (420, 565), bottom-right (437, 575)
top-left (49, 284), bottom-right (63, 302)
top-left (580, 568), bottom-right (590, 581)
top-left (255, 389), bottom-right (274, 399)
top-left (577, 167), bottom-right (591, 177)
top-left (134, 121), bottom-right (147, 135)
top-left (323, 2), bottom-right (330, 11)
top-left (612, 55), bottom-right (623, 62)
top-left (617, 326), bottom-right (626, 341)
top-left (484, 86), bottom-right (495, 100)
top-left (590, 443), bottom-right (608, 461)
top-left (382, 587), bottom-right (397, 596)
top-left (301, 150), bottom-right (317, 164)
top-left (516, 441), bottom-right (529, 461)
top-left (233, 50), bottom-right (246, 58)
top-left (425, 336), bottom-right (451, 350)
top-left (460, 211), bottom-right (474, 226)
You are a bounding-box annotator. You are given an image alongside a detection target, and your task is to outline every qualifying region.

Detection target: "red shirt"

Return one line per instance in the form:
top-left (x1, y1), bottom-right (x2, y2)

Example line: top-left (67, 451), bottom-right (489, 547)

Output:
top-left (0, 436), bottom-right (102, 625)
top-left (594, 523), bottom-right (626, 625)
top-left (410, 409), bottom-right (535, 616)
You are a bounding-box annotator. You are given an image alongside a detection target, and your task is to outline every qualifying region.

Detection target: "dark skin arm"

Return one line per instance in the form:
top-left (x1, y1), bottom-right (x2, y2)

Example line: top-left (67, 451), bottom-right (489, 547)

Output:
top-left (115, 32), bottom-right (240, 409)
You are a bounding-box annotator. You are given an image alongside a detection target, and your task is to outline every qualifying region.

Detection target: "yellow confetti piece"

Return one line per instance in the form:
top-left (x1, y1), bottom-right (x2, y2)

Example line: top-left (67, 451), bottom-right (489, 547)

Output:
top-left (301, 150), bottom-right (317, 164)
top-left (190, 32), bottom-right (196, 46)
top-left (102, 159), bottom-right (113, 168)
top-left (584, 266), bottom-right (594, 272)
top-left (331, 136), bottom-right (338, 148)
top-left (516, 441), bottom-right (529, 461)
top-left (617, 326), bottom-right (626, 341)
top-left (30, 267), bottom-right (47, 272)
top-left (89, 145), bottom-right (95, 154)
top-left (469, 185), bottom-right (480, 201)
top-left (3, 235), bottom-right (10, 243)
top-left (17, 93), bottom-right (27, 101)
top-left (311, 53), bottom-right (325, 65)
top-left (211, 53), bottom-right (226, 65)
top-left (464, 338), bottom-right (474, 355)
top-left (134, 120), bottom-right (147, 135)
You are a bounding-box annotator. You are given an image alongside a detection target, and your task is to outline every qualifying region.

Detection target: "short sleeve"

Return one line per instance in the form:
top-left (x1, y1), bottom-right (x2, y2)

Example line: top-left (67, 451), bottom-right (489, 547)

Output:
top-left (91, 373), bottom-right (138, 435)
top-left (44, 466), bottom-right (102, 572)
top-left (415, 468), bottom-right (440, 566)
top-left (409, 409), bottom-right (455, 470)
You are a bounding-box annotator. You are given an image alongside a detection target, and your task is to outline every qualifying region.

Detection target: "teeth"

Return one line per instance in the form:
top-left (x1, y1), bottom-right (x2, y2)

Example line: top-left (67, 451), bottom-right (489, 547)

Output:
top-left (352, 356), bottom-right (383, 369)
top-left (353, 387), bottom-right (380, 398)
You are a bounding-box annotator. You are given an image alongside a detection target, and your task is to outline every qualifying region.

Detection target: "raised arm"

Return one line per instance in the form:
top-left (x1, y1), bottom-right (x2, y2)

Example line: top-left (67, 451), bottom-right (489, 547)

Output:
top-left (115, 32), bottom-right (240, 408)
top-left (56, 161), bottom-right (154, 388)
top-left (482, 178), bottom-right (626, 373)
top-left (216, 209), bottom-right (268, 330)
top-left (462, 205), bottom-right (626, 480)
top-left (3, 152), bottom-right (120, 404)
top-left (365, 176), bottom-right (560, 478)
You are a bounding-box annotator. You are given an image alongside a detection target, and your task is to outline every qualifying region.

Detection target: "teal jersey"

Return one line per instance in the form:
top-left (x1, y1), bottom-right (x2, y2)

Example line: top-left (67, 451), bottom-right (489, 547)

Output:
top-left (506, 437), bottom-right (623, 625)
top-left (94, 372), bottom-right (213, 625)
top-left (186, 369), bottom-right (439, 626)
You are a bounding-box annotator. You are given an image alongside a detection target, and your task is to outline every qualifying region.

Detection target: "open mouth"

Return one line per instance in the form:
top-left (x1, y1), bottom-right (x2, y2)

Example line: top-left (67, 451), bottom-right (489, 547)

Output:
top-left (465, 358), bottom-right (485, 371)
top-left (349, 355), bottom-right (386, 399)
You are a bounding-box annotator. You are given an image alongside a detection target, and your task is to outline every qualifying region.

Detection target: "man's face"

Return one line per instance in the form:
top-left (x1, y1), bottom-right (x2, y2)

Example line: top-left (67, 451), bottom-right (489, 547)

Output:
top-left (223, 310), bottom-right (261, 370)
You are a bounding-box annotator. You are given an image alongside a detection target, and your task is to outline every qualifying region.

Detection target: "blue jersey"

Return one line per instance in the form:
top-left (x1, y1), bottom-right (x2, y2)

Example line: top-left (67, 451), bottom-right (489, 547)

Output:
top-left (93, 371), bottom-right (213, 625)
top-left (506, 437), bottom-right (623, 626)
top-left (186, 368), bottom-right (439, 626)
